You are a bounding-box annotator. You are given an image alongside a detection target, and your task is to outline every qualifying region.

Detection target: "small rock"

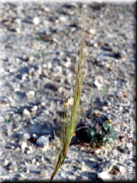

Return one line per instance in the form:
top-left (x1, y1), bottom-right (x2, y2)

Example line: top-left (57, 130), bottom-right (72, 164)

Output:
top-left (59, 16), bottom-right (67, 22)
top-left (32, 158), bottom-right (36, 164)
top-left (31, 133), bottom-right (38, 139)
top-left (29, 67), bottom-right (35, 75)
top-left (93, 76), bottom-right (104, 90)
top-left (26, 146), bottom-right (33, 154)
top-left (42, 63), bottom-right (52, 70)
top-left (86, 39), bottom-right (94, 46)
top-left (36, 135), bottom-right (50, 148)
top-left (41, 101), bottom-right (46, 106)
top-left (97, 171), bottom-right (111, 180)
top-left (87, 28), bottom-right (96, 35)
top-left (26, 91), bottom-right (35, 98)
top-left (20, 173), bottom-right (26, 178)
top-left (93, 110), bottom-right (102, 117)
top-left (21, 141), bottom-right (27, 152)
top-left (33, 17), bottom-right (40, 25)
top-left (81, 165), bottom-right (88, 172)
top-left (93, 43), bottom-right (98, 48)
top-left (0, 96), bottom-right (9, 107)
top-left (8, 96), bottom-right (16, 106)
top-left (62, 57), bottom-right (71, 68)
top-left (21, 133), bottom-right (30, 141)
top-left (58, 86), bottom-right (64, 94)
top-left (36, 161), bottom-right (40, 166)
top-left (115, 164), bottom-right (126, 174)
top-left (64, 97), bottom-right (74, 108)
top-left (23, 109), bottom-right (31, 118)
top-left (29, 56), bottom-right (35, 62)
top-left (44, 7), bottom-right (50, 12)
top-left (14, 88), bottom-right (20, 92)
top-left (0, 158), bottom-right (9, 166)
top-left (119, 106), bottom-right (123, 111)
top-left (22, 73), bottom-right (28, 80)
top-left (31, 105), bottom-right (38, 114)
top-left (80, 146), bottom-right (85, 151)
top-left (42, 68), bottom-right (48, 77)
top-left (16, 27), bottom-right (21, 34)
top-left (0, 67), bottom-right (5, 73)
top-left (44, 82), bottom-right (58, 91)
top-left (102, 106), bottom-right (108, 111)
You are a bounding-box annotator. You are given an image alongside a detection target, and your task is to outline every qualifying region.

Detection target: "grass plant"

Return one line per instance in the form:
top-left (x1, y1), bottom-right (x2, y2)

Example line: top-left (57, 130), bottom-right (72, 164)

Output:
top-left (50, 4), bottom-right (87, 181)
top-left (50, 3), bottom-right (119, 181)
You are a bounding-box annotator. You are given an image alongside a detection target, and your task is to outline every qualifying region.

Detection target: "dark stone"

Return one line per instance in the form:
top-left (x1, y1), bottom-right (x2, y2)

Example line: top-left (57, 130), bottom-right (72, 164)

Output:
top-left (75, 126), bottom-right (92, 143)
top-left (44, 83), bottom-right (58, 91)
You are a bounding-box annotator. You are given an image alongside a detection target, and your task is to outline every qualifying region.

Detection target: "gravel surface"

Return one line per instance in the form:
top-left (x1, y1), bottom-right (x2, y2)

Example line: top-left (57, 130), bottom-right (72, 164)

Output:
top-left (0, 1), bottom-right (136, 181)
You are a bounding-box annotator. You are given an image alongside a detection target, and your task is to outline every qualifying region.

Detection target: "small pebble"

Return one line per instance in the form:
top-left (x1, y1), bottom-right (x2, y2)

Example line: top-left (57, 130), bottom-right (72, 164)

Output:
top-left (115, 164), bottom-right (126, 174)
top-left (21, 133), bottom-right (30, 140)
top-left (87, 28), bottom-right (96, 35)
top-left (33, 17), bottom-right (40, 25)
top-left (102, 106), bottom-right (108, 111)
top-left (26, 91), bottom-right (35, 98)
top-left (31, 105), bottom-right (38, 114)
top-left (59, 16), bottom-right (67, 22)
top-left (26, 146), bottom-right (33, 154)
top-left (20, 173), bottom-right (26, 178)
top-left (1, 158), bottom-right (9, 166)
top-left (29, 67), bottom-right (35, 75)
top-left (64, 97), bottom-right (74, 108)
top-left (0, 97), bottom-right (9, 106)
top-left (93, 76), bottom-right (104, 90)
top-left (21, 141), bottom-right (27, 152)
top-left (8, 96), bottom-right (16, 106)
top-left (32, 133), bottom-right (38, 139)
top-left (36, 135), bottom-right (50, 148)
top-left (97, 171), bottom-right (111, 180)
top-left (22, 73), bottom-right (28, 80)
top-left (23, 109), bottom-right (31, 118)
top-left (32, 158), bottom-right (36, 164)
top-left (41, 102), bottom-right (46, 106)
top-left (81, 165), bottom-right (88, 172)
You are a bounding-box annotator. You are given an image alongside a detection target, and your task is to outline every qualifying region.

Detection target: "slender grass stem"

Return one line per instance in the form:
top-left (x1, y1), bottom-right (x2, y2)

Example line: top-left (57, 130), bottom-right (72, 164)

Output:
top-left (50, 4), bottom-right (87, 181)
